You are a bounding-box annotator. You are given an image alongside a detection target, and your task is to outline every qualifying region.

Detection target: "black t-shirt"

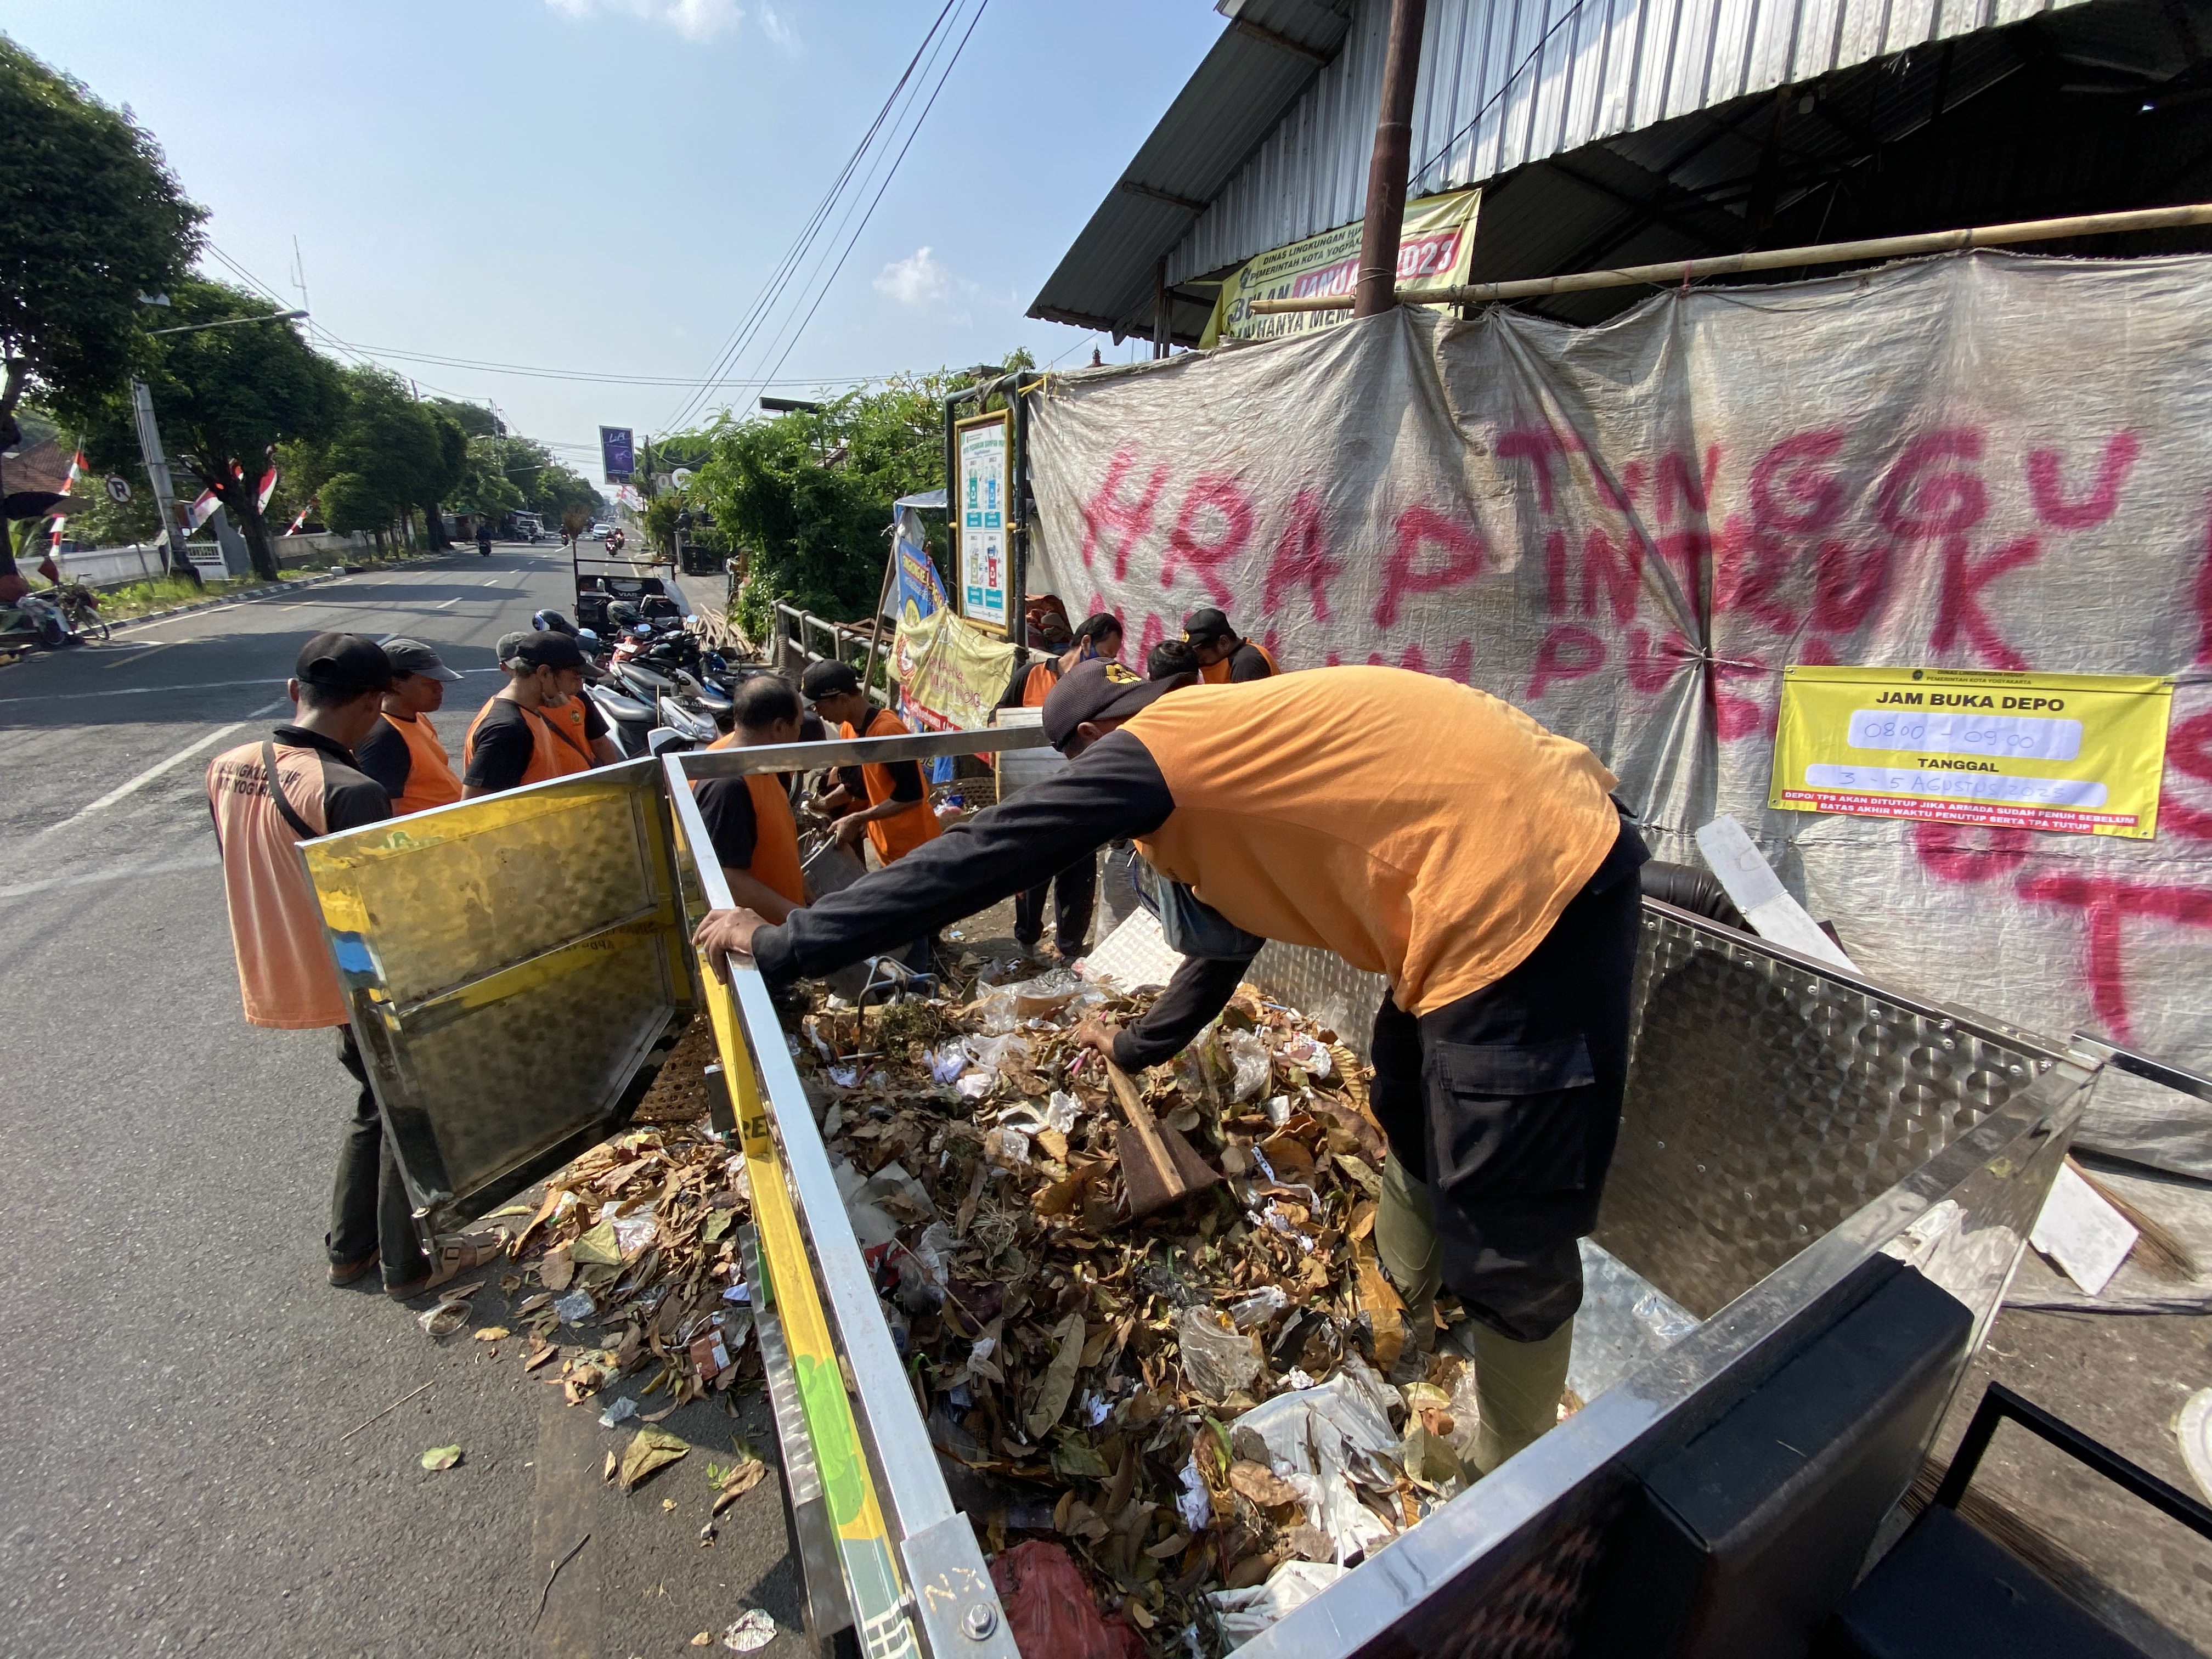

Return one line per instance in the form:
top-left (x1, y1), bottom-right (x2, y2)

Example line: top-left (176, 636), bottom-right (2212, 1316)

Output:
top-left (272, 724), bottom-right (390, 833)
top-left (695, 777), bottom-right (761, 870)
top-left (353, 718), bottom-right (413, 803)
top-left (463, 696), bottom-right (607, 794)
top-left (1225, 641), bottom-right (1274, 682)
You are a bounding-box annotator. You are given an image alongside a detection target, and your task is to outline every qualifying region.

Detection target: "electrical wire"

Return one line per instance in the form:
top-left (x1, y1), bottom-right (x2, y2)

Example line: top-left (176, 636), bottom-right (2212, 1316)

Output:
top-left (1410, 0), bottom-right (1600, 191)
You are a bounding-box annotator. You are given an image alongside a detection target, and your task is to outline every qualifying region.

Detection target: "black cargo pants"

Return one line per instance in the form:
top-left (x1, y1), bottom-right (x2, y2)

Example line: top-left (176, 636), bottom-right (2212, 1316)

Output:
top-left (329, 1026), bottom-right (431, 1288)
top-left (1368, 819), bottom-right (1647, 1343)
top-left (1014, 850), bottom-right (1098, 958)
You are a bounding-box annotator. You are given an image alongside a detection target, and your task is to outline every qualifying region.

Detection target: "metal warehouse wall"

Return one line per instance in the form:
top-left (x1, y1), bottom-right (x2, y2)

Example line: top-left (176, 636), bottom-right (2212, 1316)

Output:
top-left (1170, 0), bottom-right (2092, 285)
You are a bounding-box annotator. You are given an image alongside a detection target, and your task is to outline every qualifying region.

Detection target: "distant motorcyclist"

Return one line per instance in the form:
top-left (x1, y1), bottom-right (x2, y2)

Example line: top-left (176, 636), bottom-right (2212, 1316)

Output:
top-left (476, 521), bottom-right (493, 557)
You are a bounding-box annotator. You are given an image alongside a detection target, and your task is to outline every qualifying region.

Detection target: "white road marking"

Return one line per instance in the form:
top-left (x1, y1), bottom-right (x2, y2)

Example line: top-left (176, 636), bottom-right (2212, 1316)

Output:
top-left (0, 853), bottom-right (221, 902)
top-left (106, 639), bottom-right (184, 669)
top-left (0, 676), bottom-right (289, 704)
top-left (32, 697), bottom-right (291, 839)
top-left (435, 596), bottom-right (459, 609)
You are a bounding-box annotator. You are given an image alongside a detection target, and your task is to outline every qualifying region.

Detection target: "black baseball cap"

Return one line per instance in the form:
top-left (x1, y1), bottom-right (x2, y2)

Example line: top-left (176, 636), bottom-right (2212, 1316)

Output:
top-left (1182, 607), bottom-right (1235, 646)
top-left (382, 637), bottom-right (463, 681)
top-left (800, 660), bottom-right (862, 701)
top-left (1042, 657), bottom-right (1181, 752)
top-left (507, 631), bottom-right (586, 672)
top-left (295, 632), bottom-right (392, 695)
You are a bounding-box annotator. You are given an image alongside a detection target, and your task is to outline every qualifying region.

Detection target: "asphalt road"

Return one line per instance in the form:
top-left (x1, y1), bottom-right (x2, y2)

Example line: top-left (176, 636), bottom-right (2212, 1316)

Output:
top-left (0, 546), bottom-right (811, 1658)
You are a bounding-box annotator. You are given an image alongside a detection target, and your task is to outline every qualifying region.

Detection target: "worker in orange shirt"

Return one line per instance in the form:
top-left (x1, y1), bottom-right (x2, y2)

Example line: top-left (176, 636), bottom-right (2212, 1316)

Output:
top-left (353, 638), bottom-right (465, 816)
top-left (695, 662), bottom-right (1645, 1475)
top-left (206, 633), bottom-right (499, 1299)
top-left (799, 660), bottom-right (941, 866)
top-left (998, 613), bottom-right (1123, 961)
top-left (695, 676), bottom-right (809, 923)
top-left (1000, 612), bottom-right (1124, 710)
top-left (461, 631), bottom-right (619, 797)
top-left (1182, 607), bottom-right (1277, 682)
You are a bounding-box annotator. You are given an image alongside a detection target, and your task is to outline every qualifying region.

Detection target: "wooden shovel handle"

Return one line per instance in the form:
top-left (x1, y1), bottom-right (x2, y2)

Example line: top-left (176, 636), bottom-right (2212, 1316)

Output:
top-left (1106, 1062), bottom-right (1175, 1171)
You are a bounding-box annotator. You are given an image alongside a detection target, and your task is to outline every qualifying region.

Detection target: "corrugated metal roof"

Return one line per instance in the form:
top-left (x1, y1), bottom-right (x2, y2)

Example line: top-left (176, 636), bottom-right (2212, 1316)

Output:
top-left (1169, 0), bottom-right (2094, 283)
top-left (1026, 0), bottom-right (1357, 342)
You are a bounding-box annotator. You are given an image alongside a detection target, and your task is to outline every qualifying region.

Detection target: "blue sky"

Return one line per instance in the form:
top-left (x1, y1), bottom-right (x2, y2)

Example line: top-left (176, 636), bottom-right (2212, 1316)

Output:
top-left (10, 0), bottom-right (1221, 465)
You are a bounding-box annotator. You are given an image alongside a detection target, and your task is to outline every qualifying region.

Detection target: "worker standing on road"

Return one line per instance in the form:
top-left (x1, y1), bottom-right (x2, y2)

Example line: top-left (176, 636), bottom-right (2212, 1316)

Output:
top-left (694, 663), bottom-right (1646, 1475)
top-left (799, 661), bottom-right (940, 865)
top-left (461, 631), bottom-right (619, 797)
top-left (1182, 607), bottom-right (1277, 682)
top-left (354, 638), bottom-right (465, 816)
top-left (205, 633), bottom-right (498, 1299)
top-left (695, 676), bottom-right (809, 923)
top-left (1001, 612), bottom-right (1125, 710)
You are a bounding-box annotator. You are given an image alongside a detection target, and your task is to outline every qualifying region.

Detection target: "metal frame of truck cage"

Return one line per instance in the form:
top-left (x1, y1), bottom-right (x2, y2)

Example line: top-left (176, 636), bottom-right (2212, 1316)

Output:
top-left (299, 724), bottom-right (2108, 1659)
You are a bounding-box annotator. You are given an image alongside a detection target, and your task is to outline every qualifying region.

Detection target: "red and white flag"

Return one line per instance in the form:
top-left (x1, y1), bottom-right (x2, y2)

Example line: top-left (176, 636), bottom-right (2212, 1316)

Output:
top-left (47, 447), bottom-right (87, 550)
top-left (256, 464), bottom-right (279, 513)
top-left (285, 496), bottom-right (315, 535)
top-left (184, 487), bottom-right (220, 531)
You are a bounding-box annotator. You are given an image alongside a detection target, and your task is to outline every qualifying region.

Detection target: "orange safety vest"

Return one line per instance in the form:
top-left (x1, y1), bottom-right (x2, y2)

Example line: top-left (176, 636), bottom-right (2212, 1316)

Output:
top-left (463, 696), bottom-right (594, 789)
top-left (1020, 662), bottom-right (1058, 707)
top-left (379, 710), bottom-right (462, 815)
top-left (696, 735), bottom-right (807, 911)
top-left (205, 741), bottom-right (351, 1029)
top-left (1200, 640), bottom-right (1279, 685)
top-left (842, 708), bottom-right (940, 865)
top-left (543, 694), bottom-right (597, 765)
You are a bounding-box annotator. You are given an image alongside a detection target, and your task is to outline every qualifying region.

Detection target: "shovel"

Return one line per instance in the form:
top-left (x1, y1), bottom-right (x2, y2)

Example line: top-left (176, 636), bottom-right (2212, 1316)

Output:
top-left (1105, 1060), bottom-right (1221, 1221)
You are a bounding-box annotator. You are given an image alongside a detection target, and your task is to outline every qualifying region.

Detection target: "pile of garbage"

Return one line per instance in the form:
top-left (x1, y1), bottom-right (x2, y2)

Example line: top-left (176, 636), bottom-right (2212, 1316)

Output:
top-left (792, 954), bottom-right (1502, 1654)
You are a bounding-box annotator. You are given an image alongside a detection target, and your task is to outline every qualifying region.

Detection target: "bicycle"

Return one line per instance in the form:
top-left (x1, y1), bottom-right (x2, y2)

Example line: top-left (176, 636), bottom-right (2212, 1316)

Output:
top-left (53, 579), bottom-right (108, 643)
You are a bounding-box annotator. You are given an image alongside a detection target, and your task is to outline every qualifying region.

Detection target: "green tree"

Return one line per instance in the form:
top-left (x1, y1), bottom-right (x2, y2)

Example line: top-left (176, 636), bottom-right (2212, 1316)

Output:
top-left (306, 365), bottom-right (447, 551)
top-left (417, 408), bottom-right (468, 549)
top-left (59, 279), bottom-right (345, 580)
top-left (0, 35), bottom-right (204, 578)
top-left (449, 433), bottom-right (524, 520)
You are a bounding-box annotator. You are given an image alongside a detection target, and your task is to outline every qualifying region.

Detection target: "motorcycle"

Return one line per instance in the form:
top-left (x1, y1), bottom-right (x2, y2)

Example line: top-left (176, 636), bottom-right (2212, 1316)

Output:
top-left (52, 580), bottom-right (108, 642)
top-left (585, 678), bottom-right (658, 758)
top-left (0, 590), bottom-right (70, 651)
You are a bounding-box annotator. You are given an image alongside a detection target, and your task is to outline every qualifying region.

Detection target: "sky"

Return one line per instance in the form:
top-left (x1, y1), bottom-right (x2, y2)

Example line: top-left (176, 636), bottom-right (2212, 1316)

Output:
top-left (11, 0), bottom-right (1224, 469)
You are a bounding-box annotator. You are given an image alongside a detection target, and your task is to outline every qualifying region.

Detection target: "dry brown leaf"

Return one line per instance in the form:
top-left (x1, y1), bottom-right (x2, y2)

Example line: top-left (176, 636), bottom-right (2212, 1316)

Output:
top-left (618, 1427), bottom-right (690, 1491)
top-left (712, 1459), bottom-right (771, 1514)
top-left (1144, 1531), bottom-right (1192, 1560)
top-left (1227, 1460), bottom-right (1304, 1508)
top-left (473, 1326), bottom-right (510, 1342)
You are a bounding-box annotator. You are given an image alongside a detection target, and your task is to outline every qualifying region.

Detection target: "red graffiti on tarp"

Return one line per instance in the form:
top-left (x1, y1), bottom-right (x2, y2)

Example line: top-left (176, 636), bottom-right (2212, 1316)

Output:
top-left (1811, 538), bottom-right (1892, 636)
top-left (1657, 447), bottom-right (1722, 527)
top-left (1528, 625), bottom-right (1605, 701)
top-left (2161, 711), bottom-right (2212, 842)
top-left (1159, 474), bottom-right (1254, 605)
top-left (1911, 819), bottom-right (2036, 883)
top-left (1497, 428), bottom-right (1574, 514)
top-left (1578, 526), bottom-right (1644, 623)
top-left (1931, 533), bottom-right (2040, 670)
top-left (1877, 430), bottom-right (1988, 536)
top-left (1750, 430), bottom-right (1847, 533)
top-left (1626, 627), bottom-right (1691, 692)
top-left (2195, 504), bottom-right (2212, 667)
top-left (1079, 448), bottom-right (1171, 580)
top-left (2028, 432), bottom-right (2138, 529)
top-left (1133, 611), bottom-right (1165, 667)
top-left (1375, 506), bottom-right (1486, 629)
top-left (1260, 490), bottom-right (1339, 624)
top-left (1713, 518), bottom-right (1799, 634)
top-left (2018, 873), bottom-right (2212, 1042)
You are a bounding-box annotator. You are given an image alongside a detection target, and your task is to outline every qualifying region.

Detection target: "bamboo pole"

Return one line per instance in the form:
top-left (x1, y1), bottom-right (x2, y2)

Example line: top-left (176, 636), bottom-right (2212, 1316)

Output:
top-left (1246, 202), bottom-right (2212, 314)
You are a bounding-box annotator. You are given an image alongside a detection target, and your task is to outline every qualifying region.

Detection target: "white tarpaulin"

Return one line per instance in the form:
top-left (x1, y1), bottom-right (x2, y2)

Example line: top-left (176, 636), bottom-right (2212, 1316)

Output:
top-left (1028, 252), bottom-right (2212, 1173)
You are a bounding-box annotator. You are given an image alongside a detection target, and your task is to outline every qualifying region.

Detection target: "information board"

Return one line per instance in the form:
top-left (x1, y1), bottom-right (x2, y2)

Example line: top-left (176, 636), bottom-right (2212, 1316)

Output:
top-left (1770, 665), bottom-right (2175, 838)
top-left (955, 411), bottom-right (1009, 634)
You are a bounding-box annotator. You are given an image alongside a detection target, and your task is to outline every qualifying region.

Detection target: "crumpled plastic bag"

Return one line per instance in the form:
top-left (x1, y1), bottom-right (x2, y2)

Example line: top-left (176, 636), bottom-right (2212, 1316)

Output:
top-left (1227, 1353), bottom-right (1400, 1564)
top-left (1222, 1028), bottom-right (1271, 1103)
top-left (988, 1541), bottom-right (1147, 1659)
top-left (1176, 1304), bottom-right (1262, 1400)
top-left (1206, 1559), bottom-right (1347, 1648)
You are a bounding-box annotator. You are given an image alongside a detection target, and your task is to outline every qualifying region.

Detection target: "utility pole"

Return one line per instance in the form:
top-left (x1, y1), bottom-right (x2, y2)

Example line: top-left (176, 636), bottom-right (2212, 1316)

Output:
top-left (1352, 0), bottom-right (1430, 319)
top-left (129, 378), bottom-right (191, 578)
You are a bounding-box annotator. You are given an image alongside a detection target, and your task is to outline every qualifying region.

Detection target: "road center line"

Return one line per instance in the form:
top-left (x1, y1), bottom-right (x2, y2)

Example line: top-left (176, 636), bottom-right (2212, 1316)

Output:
top-left (435, 597), bottom-right (459, 610)
top-left (107, 639), bottom-right (183, 669)
top-left (32, 698), bottom-right (290, 839)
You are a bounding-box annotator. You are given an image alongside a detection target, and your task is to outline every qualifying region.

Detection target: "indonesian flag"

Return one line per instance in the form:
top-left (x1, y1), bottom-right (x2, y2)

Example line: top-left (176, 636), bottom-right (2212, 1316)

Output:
top-left (184, 487), bottom-right (220, 531)
top-left (285, 496), bottom-right (314, 535)
top-left (48, 447), bottom-right (87, 550)
top-left (256, 464), bottom-right (278, 513)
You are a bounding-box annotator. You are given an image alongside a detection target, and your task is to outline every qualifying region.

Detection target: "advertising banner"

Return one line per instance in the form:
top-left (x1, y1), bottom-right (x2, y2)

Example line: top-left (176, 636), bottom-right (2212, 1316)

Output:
top-left (889, 505), bottom-right (956, 782)
top-left (1200, 187), bottom-right (1481, 347)
top-left (893, 606), bottom-right (1016, 738)
top-left (1770, 665), bottom-right (2174, 838)
top-left (956, 412), bottom-right (1010, 633)
top-left (1028, 253), bottom-right (2212, 1172)
top-left (600, 426), bottom-right (635, 482)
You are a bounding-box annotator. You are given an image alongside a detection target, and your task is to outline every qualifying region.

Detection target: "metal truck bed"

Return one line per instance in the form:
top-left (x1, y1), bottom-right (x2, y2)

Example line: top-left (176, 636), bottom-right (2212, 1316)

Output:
top-left (300, 726), bottom-right (2100, 1659)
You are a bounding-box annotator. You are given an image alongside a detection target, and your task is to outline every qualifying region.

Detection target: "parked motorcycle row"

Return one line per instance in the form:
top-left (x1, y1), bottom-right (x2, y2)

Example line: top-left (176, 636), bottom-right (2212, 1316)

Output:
top-left (0, 580), bottom-right (106, 654)
top-left (531, 604), bottom-right (764, 759)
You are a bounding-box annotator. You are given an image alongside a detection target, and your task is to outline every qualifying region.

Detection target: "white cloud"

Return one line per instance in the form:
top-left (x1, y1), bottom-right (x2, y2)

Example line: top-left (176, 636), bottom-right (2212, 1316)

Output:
top-left (544, 0), bottom-right (744, 43)
top-left (874, 246), bottom-right (965, 313)
top-left (757, 2), bottom-right (800, 52)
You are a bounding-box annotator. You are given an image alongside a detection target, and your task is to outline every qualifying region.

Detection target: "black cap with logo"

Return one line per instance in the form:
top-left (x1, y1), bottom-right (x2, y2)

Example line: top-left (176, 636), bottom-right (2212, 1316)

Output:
top-left (1181, 607), bottom-right (1235, 646)
top-left (294, 632), bottom-right (393, 695)
top-left (504, 630), bottom-right (586, 672)
top-left (1041, 657), bottom-right (1182, 752)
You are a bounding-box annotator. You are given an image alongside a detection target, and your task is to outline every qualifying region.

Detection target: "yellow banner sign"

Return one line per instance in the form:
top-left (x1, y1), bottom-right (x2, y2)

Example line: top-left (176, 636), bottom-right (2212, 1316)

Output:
top-left (892, 605), bottom-right (1015, 734)
top-left (1200, 187), bottom-right (1481, 348)
top-left (1770, 665), bottom-right (2175, 838)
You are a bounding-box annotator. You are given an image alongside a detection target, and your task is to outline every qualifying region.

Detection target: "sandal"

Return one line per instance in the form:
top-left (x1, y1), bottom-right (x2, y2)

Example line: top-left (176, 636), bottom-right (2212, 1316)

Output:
top-left (328, 1250), bottom-right (380, 1287)
top-left (385, 1233), bottom-right (504, 1299)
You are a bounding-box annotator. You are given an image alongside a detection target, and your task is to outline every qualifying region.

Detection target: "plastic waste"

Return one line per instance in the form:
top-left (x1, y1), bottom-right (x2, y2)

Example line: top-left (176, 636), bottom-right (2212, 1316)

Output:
top-left (1207, 1559), bottom-right (1348, 1648)
top-left (1225, 1285), bottom-right (1289, 1331)
top-left (1223, 1028), bottom-right (1271, 1103)
top-left (1176, 1304), bottom-right (1262, 1399)
top-left (1227, 1354), bottom-right (1400, 1564)
top-left (1278, 1032), bottom-right (1334, 1080)
top-left (553, 1290), bottom-right (597, 1325)
top-left (599, 1396), bottom-right (639, 1429)
top-left (721, 1608), bottom-right (777, 1652)
top-left (988, 1541), bottom-right (1147, 1659)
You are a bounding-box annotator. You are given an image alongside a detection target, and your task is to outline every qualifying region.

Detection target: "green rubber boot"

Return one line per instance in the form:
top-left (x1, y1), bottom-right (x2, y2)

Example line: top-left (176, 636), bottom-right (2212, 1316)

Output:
top-left (1374, 1153), bottom-right (1442, 1348)
top-left (1468, 1317), bottom-right (1575, 1475)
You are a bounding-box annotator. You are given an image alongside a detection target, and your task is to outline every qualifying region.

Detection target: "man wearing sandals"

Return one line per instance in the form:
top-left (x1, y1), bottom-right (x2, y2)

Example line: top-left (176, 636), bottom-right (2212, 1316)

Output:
top-left (206, 633), bottom-right (497, 1299)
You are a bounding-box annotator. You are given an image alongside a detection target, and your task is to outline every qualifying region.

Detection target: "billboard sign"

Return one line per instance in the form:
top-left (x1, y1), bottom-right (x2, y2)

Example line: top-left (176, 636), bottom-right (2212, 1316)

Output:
top-left (600, 426), bottom-right (635, 482)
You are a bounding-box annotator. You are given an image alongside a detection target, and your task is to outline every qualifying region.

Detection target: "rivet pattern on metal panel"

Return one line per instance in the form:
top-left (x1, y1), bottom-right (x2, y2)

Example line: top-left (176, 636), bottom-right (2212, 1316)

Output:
top-left (1249, 940), bottom-right (1389, 1054)
top-left (1594, 910), bottom-right (2046, 1318)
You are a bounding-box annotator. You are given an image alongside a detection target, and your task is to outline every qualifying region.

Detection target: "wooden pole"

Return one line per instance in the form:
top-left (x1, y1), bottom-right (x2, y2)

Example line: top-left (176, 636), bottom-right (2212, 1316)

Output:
top-left (1352, 0), bottom-right (1430, 319)
top-left (1252, 201), bottom-right (2212, 314)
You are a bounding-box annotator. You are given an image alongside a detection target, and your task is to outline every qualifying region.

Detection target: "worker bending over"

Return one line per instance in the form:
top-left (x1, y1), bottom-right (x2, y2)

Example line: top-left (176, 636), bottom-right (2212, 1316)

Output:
top-left (696, 662), bottom-right (1645, 1474)
top-left (1182, 607), bottom-right (1276, 682)
top-left (695, 675), bottom-right (808, 924)
top-left (353, 638), bottom-right (465, 816)
top-left (462, 631), bottom-right (620, 797)
top-left (799, 660), bottom-right (940, 865)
